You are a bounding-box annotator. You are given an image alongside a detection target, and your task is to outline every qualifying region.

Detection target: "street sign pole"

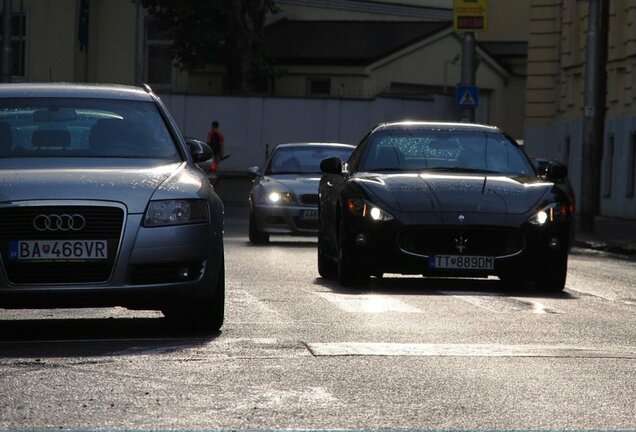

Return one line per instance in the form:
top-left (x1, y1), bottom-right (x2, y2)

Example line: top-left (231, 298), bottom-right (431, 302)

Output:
top-left (453, 0), bottom-right (485, 123)
top-left (460, 32), bottom-right (476, 122)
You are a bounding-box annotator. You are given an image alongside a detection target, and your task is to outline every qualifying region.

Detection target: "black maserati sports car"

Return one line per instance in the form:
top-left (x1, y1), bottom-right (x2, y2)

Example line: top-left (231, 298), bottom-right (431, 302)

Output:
top-left (317, 121), bottom-right (574, 291)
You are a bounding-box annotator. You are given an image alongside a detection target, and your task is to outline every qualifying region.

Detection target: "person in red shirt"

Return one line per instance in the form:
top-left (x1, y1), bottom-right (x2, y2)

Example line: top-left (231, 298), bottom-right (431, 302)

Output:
top-left (206, 120), bottom-right (225, 158)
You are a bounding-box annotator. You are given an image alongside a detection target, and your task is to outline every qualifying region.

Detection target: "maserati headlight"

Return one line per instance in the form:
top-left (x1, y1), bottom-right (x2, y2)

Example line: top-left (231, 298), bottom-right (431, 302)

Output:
top-left (144, 199), bottom-right (209, 227)
top-left (346, 198), bottom-right (394, 221)
top-left (528, 202), bottom-right (569, 225)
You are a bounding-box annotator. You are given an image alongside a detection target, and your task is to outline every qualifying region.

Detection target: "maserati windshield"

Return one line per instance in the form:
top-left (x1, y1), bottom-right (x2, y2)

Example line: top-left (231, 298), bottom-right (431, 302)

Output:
top-left (358, 130), bottom-right (535, 176)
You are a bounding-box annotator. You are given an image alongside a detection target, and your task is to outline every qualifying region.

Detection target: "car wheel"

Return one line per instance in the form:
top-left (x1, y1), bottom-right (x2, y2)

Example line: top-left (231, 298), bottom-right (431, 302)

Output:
top-left (249, 210), bottom-right (269, 244)
top-left (318, 234), bottom-right (337, 279)
top-left (337, 219), bottom-right (369, 287)
top-left (535, 252), bottom-right (568, 293)
top-left (163, 257), bottom-right (225, 333)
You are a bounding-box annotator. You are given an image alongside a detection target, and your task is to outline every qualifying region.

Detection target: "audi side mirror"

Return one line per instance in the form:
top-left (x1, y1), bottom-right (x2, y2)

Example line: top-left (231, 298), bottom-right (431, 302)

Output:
top-left (185, 137), bottom-right (213, 163)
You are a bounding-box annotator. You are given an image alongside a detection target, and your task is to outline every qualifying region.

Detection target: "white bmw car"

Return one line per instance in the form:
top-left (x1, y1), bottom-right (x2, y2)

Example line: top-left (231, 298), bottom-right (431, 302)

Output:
top-left (247, 142), bottom-right (355, 244)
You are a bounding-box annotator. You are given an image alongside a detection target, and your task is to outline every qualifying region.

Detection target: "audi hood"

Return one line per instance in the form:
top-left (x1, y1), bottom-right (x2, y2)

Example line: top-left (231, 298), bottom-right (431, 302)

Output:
top-left (0, 159), bottom-right (208, 213)
top-left (354, 172), bottom-right (553, 215)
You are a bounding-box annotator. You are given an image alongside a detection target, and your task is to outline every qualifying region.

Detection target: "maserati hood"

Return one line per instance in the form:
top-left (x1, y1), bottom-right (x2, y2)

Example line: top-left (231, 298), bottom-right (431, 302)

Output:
top-left (357, 172), bottom-right (551, 215)
top-left (0, 159), bottom-right (201, 213)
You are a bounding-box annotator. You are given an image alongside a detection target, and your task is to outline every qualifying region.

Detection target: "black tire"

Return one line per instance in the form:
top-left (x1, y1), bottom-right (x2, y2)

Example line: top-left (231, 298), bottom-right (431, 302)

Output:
top-left (249, 210), bottom-right (269, 244)
top-left (163, 258), bottom-right (225, 333)
top-left (318, 234), bottom-right (337, 279)
top-left (337, 218), bottom-right (369, 287)
top-left (535, 252), bottom-right (568, 293)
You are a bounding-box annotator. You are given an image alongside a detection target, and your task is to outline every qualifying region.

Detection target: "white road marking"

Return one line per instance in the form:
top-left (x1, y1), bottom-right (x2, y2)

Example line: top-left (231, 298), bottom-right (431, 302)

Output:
top-left (306, 342), bottom-right (636, 358)
top-left (438, 291), bottom-right (559, 314)
top-left (316, 292), bottom-right (422, 313)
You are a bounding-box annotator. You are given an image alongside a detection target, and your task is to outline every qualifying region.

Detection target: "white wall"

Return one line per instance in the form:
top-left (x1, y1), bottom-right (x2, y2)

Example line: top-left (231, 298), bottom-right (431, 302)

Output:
top-left (525, 117), bottom-right (636, 220)
top-left (159, 93), bottom-right (460, 172)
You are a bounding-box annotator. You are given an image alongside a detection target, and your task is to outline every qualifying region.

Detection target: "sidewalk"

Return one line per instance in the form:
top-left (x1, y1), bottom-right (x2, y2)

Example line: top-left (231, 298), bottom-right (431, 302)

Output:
top-left (215, 174), bottom-right (636, 255)
top-left (575, 217), bottom-right (636, 255)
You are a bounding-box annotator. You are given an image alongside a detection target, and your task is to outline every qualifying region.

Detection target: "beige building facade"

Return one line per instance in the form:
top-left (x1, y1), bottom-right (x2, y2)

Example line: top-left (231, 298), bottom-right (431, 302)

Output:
top-left (0, 0), bottom-right (530, 137)
top-left (524, 0), bottom-right (636, 219)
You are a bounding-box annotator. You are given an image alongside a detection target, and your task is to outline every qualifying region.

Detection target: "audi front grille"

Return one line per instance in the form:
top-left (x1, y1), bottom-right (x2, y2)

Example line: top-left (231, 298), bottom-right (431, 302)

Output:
top-left (0, 205), bottom-right (124, 284)
top-left (398, 227), bottom-right (525, 258)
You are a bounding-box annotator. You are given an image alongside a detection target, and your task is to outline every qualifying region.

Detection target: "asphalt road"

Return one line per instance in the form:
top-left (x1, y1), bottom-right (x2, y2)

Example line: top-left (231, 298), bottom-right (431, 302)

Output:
top-left (1, 210), bottom-right (635, 430)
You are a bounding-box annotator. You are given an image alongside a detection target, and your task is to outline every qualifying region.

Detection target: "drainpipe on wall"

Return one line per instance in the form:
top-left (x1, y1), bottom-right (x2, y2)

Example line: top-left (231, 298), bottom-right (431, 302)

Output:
top-left (2, 0), bottom-right (12, 83)
top-left (579, 0), bottom-right (609, 233)
top-left (134, 0), bottom-right (144, 86)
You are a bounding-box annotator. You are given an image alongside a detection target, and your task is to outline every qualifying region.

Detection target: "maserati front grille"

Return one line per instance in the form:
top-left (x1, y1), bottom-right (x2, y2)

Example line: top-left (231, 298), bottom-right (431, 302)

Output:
top-left (398, 227), bottom-right (525, 258)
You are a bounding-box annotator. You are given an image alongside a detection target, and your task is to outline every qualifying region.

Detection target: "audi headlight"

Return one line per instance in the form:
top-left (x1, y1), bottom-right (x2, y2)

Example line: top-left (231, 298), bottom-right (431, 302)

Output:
top-left (144, 199), bottom-right (209, 227)
top-left (346, 198), bottom-right (394, 221)
top-left (528, 202), bottom-right (569, 226)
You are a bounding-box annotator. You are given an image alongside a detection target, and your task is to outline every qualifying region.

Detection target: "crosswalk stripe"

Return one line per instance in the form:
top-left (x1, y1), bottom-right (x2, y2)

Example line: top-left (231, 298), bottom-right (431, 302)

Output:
top-left (306, 342), bottom-right (636, 358)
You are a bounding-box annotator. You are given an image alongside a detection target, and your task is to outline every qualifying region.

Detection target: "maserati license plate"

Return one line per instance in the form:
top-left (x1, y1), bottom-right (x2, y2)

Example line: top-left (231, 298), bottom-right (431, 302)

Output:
top-left (9, 240), bottom-right (108, 261)
top-left (430, 255), bottom-right (494, 270)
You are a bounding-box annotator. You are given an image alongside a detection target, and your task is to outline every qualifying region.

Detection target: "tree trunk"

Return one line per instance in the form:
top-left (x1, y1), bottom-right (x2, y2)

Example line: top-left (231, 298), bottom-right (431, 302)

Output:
top-left (226, 0), bottom-right (268, 94)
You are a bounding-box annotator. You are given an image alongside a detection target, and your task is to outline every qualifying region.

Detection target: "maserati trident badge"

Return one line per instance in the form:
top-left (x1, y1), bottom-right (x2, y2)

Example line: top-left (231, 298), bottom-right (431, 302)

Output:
top-left (454, 235), bottom-right (468, 253)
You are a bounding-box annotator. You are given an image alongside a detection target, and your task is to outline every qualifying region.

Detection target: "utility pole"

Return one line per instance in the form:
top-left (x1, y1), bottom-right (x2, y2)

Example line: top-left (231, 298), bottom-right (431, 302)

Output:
top-left (579, 0), bottom-right (608, 233)
top-left (2, 0), bottom-right (12, 83)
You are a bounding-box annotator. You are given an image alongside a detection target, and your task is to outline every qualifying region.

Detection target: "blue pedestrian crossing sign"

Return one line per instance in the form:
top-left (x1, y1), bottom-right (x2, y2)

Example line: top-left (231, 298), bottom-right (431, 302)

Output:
top-left (456, 85), bottom-right (479, 108)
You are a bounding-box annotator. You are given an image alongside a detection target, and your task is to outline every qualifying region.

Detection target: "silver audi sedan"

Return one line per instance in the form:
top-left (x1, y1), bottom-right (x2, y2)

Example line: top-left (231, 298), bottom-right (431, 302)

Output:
top-left (0, 83), bottom-right (225, 331)
top-left (247, 142), bottom-right (355, 243)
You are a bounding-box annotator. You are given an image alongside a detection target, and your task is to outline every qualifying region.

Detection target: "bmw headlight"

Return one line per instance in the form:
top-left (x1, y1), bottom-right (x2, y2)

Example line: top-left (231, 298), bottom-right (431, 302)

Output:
top-left (255, 189), bottom-right (296, 205)
top-left (346, 198), bottom-right (394, 221)
top-left (144, 199), bottom-right (209, 227)
top-left (528, 202), bottom-right (569, 225)
top-left (267, 191), bottom-right (295, 204)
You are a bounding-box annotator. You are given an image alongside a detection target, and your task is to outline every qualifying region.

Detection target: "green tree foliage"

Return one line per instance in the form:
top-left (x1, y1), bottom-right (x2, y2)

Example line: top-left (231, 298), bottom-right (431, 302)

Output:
top-left (138, 0), bottom-right (277, 94)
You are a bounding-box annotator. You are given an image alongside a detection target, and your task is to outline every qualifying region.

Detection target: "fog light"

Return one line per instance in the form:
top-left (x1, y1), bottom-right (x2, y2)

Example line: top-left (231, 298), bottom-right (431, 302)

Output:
top-left (548, 237), bottom-right (561, 249)
top-left (178, 266), bottom-right (190, 280)
top-left (356, 233), bottom-right (367, 246)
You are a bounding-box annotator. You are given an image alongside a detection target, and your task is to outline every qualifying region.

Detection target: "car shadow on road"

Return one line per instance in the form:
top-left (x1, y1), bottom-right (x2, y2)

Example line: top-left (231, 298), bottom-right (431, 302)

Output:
top-left (314, 275), bottom-right (576, 300)
top-left (0, 315), bottom-right (220, 359)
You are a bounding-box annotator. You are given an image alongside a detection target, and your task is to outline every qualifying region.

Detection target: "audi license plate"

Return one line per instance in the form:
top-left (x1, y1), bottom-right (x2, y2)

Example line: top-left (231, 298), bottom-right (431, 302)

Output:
top-left (299, 209), bottom-right (318, 220)
top-left (430, 255), bottom-right (494, 270)
top-left (9, 240), bottom-right (108, 261)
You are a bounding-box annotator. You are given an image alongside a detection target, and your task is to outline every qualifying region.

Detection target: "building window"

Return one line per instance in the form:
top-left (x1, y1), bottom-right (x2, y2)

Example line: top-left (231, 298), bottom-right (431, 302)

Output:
top-left (0, 13), bottom-right (27, 79)
top-left (602, 134), bottom-right (614, 198)
top-left (627, 133), bottom-right (636, 198)
top-left (308, 78), bottom-right (331, 96)
top-left (144, 18), bottom-right (173, 88)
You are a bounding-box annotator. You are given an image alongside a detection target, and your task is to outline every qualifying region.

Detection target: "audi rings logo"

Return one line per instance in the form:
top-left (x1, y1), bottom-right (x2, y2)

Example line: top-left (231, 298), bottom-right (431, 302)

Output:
top-left (33, 214), bottom-right (87, 232)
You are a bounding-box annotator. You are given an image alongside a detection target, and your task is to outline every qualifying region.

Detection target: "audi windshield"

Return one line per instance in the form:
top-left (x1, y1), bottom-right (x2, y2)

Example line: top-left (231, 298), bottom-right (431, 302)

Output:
top-left (0, 98), bottom-right (181, 160)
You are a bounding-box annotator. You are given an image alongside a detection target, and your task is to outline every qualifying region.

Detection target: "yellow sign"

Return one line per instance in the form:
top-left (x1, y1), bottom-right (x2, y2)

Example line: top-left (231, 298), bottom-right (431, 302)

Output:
top-left (453, 0), bottom-right (488, 32)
